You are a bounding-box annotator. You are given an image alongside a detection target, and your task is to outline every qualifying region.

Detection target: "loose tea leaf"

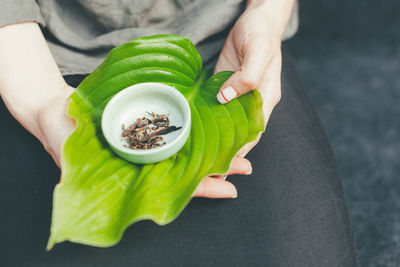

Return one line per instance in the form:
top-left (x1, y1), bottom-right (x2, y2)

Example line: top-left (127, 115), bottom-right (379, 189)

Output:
top-left (121, 111), bottom-right (182, 149)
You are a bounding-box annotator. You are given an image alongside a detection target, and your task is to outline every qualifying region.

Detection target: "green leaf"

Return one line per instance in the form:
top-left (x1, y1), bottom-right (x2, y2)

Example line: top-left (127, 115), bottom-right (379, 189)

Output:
top-left (47, 34), bottom-right (265, 249)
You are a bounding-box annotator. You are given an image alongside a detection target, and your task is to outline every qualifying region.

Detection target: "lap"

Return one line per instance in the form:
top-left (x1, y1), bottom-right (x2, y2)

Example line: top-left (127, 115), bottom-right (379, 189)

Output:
top-left (0, 50), bottom-right (358, 267)
top-left (77, 50), bottom-right (358, 266)
top-left (238, 51), bottom-right (359, 266)
top-left (164, 51), bottom-right (359, 267)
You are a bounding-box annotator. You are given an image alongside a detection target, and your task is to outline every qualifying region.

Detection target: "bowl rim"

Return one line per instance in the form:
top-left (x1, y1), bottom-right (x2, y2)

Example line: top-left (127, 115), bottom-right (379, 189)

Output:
top-left (101, 82), bottom-right (191, 156)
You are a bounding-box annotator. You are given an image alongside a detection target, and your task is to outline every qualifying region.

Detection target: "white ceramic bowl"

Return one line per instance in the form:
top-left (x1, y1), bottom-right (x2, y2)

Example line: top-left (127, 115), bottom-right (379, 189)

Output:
top-left (101, 82), bottom-right (191, 164)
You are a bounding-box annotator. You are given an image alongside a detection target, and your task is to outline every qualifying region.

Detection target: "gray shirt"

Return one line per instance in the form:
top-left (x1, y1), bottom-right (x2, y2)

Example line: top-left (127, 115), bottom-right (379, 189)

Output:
top-left (0, 0), bottom-right (298, 75)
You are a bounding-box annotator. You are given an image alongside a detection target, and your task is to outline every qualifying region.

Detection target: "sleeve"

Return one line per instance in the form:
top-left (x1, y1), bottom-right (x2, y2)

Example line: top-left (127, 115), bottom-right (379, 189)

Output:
top-left (282, 0), bottom-right (299, 41)
top-left (0, 0), bottom-right (45, 27)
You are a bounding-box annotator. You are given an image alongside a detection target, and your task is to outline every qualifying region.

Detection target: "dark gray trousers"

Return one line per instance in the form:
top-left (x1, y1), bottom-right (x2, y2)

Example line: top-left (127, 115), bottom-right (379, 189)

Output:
top-left (0, 51), bottom-right (359, 266)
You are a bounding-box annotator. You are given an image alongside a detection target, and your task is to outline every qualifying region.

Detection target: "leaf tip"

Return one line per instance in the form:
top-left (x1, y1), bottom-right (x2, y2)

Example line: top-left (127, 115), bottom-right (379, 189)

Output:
top-left (46, 238), bottom-right (55, 251)
top-left (46, 232), bottom-right (63, 251)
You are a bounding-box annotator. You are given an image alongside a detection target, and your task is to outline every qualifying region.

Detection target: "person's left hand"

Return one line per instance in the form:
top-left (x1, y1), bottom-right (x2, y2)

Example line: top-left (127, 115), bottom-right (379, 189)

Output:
top-left (214, 5), bottom-right (283, 163)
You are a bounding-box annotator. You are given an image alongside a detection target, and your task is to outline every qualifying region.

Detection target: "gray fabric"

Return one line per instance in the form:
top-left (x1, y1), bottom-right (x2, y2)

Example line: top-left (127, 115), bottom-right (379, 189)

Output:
top-left (0, 0), bottom-right (45, 27)
top-left (0, 0), bottom-right (298, 75)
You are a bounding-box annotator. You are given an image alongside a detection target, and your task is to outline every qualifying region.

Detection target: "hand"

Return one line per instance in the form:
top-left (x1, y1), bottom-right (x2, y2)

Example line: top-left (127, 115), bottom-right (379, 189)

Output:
top-left (201, 2), bottom-right (294, 197)
top-left (35, 84), bottom-right (76, 168)
top-left (215, 7), bottom-right (282, 111)
top-left (215, 6), bottom-right (283, 157)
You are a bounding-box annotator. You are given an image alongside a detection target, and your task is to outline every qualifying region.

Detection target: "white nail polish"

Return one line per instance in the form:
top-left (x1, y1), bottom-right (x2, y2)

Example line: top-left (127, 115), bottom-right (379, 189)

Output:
top-left (216, 86), bottom-right (237, 104)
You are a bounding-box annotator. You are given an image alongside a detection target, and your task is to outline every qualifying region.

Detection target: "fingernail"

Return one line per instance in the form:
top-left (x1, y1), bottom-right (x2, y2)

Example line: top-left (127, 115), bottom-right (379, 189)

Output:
top-left (245, 168), bottom-right (252, 175)
top-left (217, 86), bottom-right (237, 104)
top-left (232, 192), bottom-right (238, 198)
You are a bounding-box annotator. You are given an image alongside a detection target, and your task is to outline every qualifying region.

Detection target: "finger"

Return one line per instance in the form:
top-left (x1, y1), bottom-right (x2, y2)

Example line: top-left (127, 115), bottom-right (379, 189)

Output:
top-left (209, 155), bottom-right (252, 180)
top-left (216, 37), bottom-right (277, 104)
top-left (258, 51), bottom-right (282, 119)
top-left (219, 174), bottom-right (228, 180)
top-left (193, 177), bottom-right (237, 198)
top-left (236, 52), bottom-right (282, 158)
top-left (228, 156), bottom-right (252, 175)
top-left (209, 174), bottom-right (227, 180)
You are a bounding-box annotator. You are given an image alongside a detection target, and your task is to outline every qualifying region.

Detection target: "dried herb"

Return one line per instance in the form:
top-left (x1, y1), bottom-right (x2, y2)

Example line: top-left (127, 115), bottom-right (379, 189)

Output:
top-left (121, 111), bottom-right (182, 149)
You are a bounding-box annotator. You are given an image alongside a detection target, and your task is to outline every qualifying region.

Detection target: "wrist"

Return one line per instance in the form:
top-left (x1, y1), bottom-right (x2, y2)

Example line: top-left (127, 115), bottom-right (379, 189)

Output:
top-left (246, 0), bottom-right (296, 38)
top-left (35, 84), bottom-right (75, 164)
top-left (1, 81), bottom-right (69, 144)
top-left (0, 22), bottom-right (67, 142)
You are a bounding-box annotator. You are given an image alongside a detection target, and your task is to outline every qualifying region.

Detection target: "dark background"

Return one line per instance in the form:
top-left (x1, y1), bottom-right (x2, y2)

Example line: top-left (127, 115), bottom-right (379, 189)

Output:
top-left (285, 0), bottom-right (400, 266)
top-left (0, 1), bottom-right (399, 266)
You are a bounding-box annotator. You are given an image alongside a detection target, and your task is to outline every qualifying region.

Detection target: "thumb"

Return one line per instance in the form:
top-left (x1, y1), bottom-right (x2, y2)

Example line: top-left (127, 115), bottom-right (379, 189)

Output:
top-left (216, 37), bottom-right (273, 104)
